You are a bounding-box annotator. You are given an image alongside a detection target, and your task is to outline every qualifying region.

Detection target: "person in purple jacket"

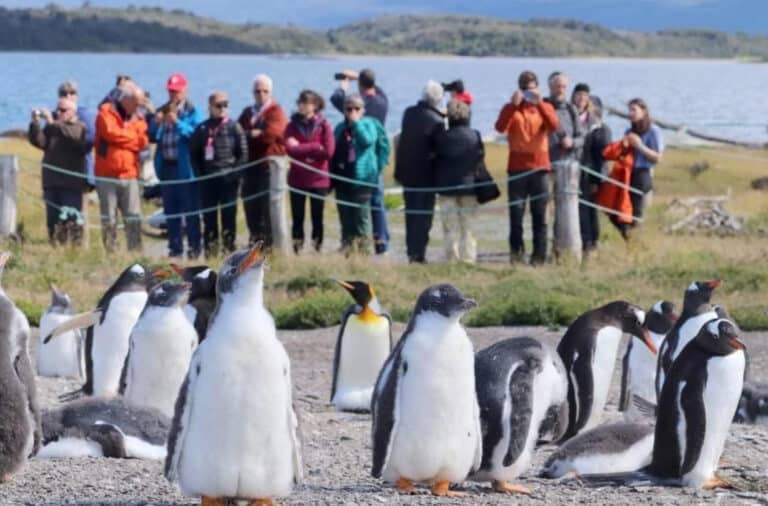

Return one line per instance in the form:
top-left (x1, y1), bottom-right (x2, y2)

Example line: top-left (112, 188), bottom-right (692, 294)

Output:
top-left (285, 90), bottom-right (335, 254)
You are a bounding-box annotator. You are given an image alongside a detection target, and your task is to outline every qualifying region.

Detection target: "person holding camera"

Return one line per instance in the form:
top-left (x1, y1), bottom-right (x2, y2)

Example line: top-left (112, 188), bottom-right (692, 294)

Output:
top-left (190, 91), bottom-right (248, 258)
top-left (28, 98), bottom-right (89, 246)
top-left (495, 70), bottom-right (559, 265)
top-left (442, 79), bottom-right (474, 106)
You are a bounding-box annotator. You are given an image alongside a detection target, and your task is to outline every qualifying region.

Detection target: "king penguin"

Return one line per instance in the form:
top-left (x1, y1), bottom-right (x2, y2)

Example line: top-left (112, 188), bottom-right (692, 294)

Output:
top-left (331, 280), bottom-right (392, 412)
top-left (37, 286), bottom-right (83, 378)
top-left (557, 301), bottom-right (656, 441)
top-left (0, 252), bottom-right (41, 481)
top-left (648, 318), bottom-right (745, 489)
top-left (165, 243), bottom-right (303, 505)
top-left (120, 281), bottom-right (197, 418)
top-left (655, 279), bottom-right (720, 400)
top-left (171, 264), bottom-right (217, 344)
top-left (371, 284), bottom-right (482, 497)
top-left (619, 300), bottom-right (678, 417)
top-left (471, 337), bottom-right (568, 494)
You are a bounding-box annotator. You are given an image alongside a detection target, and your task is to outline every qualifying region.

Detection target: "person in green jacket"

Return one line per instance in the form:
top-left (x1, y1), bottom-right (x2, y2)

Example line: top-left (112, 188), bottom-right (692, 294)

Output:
top-left (330, 94), bottom-right (389, 255)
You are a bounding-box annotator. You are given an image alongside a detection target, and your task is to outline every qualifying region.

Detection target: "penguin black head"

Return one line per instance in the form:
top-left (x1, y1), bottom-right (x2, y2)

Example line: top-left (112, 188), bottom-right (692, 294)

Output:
top-left (647, 300), bottom-right (678, 334)
top-left (169, 263), bottom-right (211, 283)
top-left (336, 280), bottom-right (374, 308)
top-left (412, 284), bottom-right (477, 319)
top-left (216, 242), bottom-right (266, 298)
top-left (695, 318), bottom-right (745, 356)
top-left (113, 264), bottom-right (152, 293)
top-left (147, 281), bottom-right (191, 308)
top-left (189, 268), bottom-right (217, 301)
top-left (683, 279), bottom-right (720, 312)
top-left (48, 286), bottom-right (74, 314)
top-left (604, 301), bottom-right (656, 354)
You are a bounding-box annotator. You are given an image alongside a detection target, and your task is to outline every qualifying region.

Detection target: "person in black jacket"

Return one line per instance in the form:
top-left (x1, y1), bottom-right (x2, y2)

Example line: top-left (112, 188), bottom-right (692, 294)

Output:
top-left (190, 92), bottom-right (248, 257)
top-left (394, 80), bottom-right (446, 263)
top-left (578, 95), bottom-right (612, 253)
top-left (430, 99), bottom-right (483, 264)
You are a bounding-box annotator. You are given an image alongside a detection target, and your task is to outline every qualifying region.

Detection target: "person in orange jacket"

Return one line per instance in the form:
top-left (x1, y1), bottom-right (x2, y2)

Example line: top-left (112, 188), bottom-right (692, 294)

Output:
top-left (94, 81), bottom-right (148, 252)
top-left (596, 138), bottom-right (635, 239)
top-left (495, 70), bottom-right (559, 265)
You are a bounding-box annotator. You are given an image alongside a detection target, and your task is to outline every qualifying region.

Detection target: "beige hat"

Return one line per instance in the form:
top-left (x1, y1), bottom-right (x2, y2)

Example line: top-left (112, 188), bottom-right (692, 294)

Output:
top-left (343, 94), bottom-right (365, 109)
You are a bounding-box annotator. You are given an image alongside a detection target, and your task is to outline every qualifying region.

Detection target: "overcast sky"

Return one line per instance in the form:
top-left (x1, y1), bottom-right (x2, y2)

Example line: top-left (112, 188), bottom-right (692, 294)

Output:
top-left (5, 0), bottom-right (767, 34)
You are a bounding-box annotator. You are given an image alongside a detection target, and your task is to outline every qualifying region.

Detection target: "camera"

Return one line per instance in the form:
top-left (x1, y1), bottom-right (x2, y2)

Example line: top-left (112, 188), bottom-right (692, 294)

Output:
top-left (441, 80), bottom-right (465, 94)
top-left (334, 70), bottom-right (358, 81)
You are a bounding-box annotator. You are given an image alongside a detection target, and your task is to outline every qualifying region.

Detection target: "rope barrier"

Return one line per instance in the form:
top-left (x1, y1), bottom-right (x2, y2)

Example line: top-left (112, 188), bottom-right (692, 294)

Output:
top-left (578, 197), bottom-right (643, 223)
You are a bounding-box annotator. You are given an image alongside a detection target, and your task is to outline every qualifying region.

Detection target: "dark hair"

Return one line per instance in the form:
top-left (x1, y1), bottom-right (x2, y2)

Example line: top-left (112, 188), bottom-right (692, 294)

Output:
top-left (297, 89), bottom-right (325, 112)
top-left (629, 98), bottom-right (651, 134)
top-left (359, 68), bottom-right (376, 90)
top-left (518, 71), bottom-right (538, 90)
top-left (115, 74), bottom-right (131, 86)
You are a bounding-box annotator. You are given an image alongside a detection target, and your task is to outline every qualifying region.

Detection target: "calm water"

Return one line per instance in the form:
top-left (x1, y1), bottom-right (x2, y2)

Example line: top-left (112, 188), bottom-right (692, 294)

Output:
top-left (1, 53), bottom-right (767, 143)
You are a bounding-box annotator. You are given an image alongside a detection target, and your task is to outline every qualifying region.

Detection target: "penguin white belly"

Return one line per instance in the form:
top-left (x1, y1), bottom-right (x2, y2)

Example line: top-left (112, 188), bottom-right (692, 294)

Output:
top-left (37, 438), bottom-right (104, 458)
top-left (546, 432), bottom-right (655, 477)
top-left (627, 330), bottom-right (666, 408)
top-left (178, 308), bottom-right (295, 499)
top-left (123, 435), bottom-right (167, 460)
top-left (384, 324), bottom-right (479, 483)
top-left (182, 304), bottom-right (197, 326)
top-left (585, 326), bottom-right (622, 431)
top-left (333, 315), bottom-right (390, 411)
top-left (682, 351), bottom-right (744, 488)
top-left (37, 312), bottom-right (81, 378)
top-left (673, 312), bottom-right (716, 362)
top-left (124, 308), bottom-right (197, 417)
top-left (92, 292), bottom-right (147, 398)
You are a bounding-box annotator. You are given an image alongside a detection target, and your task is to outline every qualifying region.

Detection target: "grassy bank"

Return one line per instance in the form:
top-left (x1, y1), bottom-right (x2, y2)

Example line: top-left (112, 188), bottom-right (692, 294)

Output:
top-left (1, 137), bottom-right (767, 330)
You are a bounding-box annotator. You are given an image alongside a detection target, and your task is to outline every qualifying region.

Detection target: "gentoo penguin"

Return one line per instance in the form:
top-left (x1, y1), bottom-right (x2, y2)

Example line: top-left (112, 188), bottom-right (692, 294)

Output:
top-left (0, 279), bottom-right (41, 481)
top-left (331, 280), bottom-right (392, 412)
top-left (46, 263), bottom-right (154, 399)
top-left (619, 300), bottom-right (678, 416)
top-left (120, 281), bottom-right (197, 418)
top-left (371, 284), bottom-right (482, 497)
top-left (171, 264), bottom-right (217, 343)
top-left (165, 244), bottom-right (303, 504)
top-left (471, 337), bottom-right (568, 494)
top-left (649, 318), bottom-right (745, 489)
top-left (655, 279), bottom-right (720, 399)
top-left (734, 382), bottom-right (768, 424)
top-left (39, 397), bottom-right (170, 460)
top-left (557, 301), bottom-right (656, 441)
top-left (37, 286), bottom-right (83, 378)
top-left (542, 422), bottom-right (655, 478)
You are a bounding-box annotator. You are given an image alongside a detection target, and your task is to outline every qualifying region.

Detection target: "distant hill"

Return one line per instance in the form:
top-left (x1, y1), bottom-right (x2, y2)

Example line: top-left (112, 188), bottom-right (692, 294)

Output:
top-left (2, 6), bottom-right (768, 59)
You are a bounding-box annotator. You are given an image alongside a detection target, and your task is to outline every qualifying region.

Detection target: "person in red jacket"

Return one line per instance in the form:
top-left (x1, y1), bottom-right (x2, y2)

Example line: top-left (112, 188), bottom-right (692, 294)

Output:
top-left (237, 74), bottom-right (288, 248)
top-left (494, 71), bottom-right (559, 264)
top-left (284, 90), bottom-right (335, 254)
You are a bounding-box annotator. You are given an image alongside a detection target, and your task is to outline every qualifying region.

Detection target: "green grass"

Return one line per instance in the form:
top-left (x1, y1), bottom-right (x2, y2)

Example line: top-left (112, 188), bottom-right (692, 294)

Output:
top-left (1, 137), bottom-right (767, 330)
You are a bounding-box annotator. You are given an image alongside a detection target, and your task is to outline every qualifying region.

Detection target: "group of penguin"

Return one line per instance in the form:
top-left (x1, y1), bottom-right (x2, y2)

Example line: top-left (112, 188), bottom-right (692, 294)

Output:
top-left (0, 243), bottom-right (762, 504)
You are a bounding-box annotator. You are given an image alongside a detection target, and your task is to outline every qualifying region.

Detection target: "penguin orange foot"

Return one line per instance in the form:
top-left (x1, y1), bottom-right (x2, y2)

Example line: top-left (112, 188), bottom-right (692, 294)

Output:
top-left (493, 480), bottom-right (531, 494)
top-left (247, 499), bottom-right (275, 506)
top-left (431, 481), bottom-right (466, 497)
top-left (200, 497), bottom-right (225, 506)
top-left (396, 478), bottom-right (416, 494)
top-left (702, 476), bottom-right (734, 490)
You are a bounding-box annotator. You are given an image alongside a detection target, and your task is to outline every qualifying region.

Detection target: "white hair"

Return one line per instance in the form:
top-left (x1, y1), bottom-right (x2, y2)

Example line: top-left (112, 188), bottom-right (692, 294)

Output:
top-left (422, 80), bottom-right (444, 107)
top-left (118, 82), bottom-right (142, 101)
top-left (253, 74), bottom-right (273, 91)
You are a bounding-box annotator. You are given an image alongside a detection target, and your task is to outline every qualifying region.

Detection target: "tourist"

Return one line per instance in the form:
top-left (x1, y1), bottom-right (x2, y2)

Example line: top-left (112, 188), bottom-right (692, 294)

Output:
top-left (625, 98), bottom-right (664, 224)
top-left (330, 95), bottom-right (389, 255)
top-left (150, 72), bottom-right (203, 259)
top-left (237, 74), bottom-right (288, 249)
top-left (494, 70), bottom-right (559, 265)
top-left (331, 68), bottom-right (390, 254)
top-left (94, 82), bottom-right (148, 252)
top-left (394, 80), bottom-right (445, 263)
top-left (55, 81), bottom-right (95, 187)
top-left (546, 71), bottom-right (584, 166)
top-left (442, 79), bottom-right (474, 106)
top-left (431, 99), bottom-right (482, 264)
top-left (190, 91), bottom-right (248, 258)
top-left (28, 97), bottom-right (89, 246)
top-left (284, 90), bottom-right (335, 254)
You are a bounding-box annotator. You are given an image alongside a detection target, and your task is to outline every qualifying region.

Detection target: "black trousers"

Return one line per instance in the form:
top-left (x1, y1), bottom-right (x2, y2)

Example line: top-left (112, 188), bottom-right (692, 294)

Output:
top-left (579, 174), bottom-right (600, 250)
top-left (403, 189), bottom-right (436, 262)
top-left (200, 175), bottom-right (240, 255)
top-left (610, 168), bottom-right (653, 236)
top-left (43, 187), bottom-right (83, 241)
top-left (242, 167), bottom-right (272, 247)
top-left (507, 170), bottom-right (550, 261)
top-left (290, 188), bottom-right (328, 246)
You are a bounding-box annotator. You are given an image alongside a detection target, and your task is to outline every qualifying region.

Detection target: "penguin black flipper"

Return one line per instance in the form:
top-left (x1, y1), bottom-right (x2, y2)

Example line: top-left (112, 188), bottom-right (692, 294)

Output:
top-left (679, 378), bottom-right (707, 477)
top-left (13, 348), bottom-right (41, 455)
top-left (82, 325), bottom-right (96, 396)
top-left (370, 341), bottom-right (405, 479)
top-left (503, 355), bottom-right (542, 467)
top-left (117, 346), bottom-right (131, 395)
top-left (619, 340), bottom-right (632, 412)
top-left (165, 353), bottom-right (200, 481)
top-left (330, 305), bottom-right (358, 402)
top-left (559, 342), bottom-right (595, 440)
top-left (86, 423), bottom-right (127, 458)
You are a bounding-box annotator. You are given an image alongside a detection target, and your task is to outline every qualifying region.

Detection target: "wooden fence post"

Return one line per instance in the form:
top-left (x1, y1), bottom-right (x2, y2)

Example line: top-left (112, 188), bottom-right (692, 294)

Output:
top-left (0, 155), bottom-right (18, 240)
top-left (553, 160), bottom-right (582, 264)
top-left (269, 156), bottom-right (290, 255)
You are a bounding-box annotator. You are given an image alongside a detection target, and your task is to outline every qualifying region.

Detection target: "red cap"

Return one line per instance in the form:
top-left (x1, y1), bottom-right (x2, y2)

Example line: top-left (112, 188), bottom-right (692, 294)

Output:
top-left (454, 91), bottom-right (474, 105)
top-left (166, 72), bottom-right (188, 91)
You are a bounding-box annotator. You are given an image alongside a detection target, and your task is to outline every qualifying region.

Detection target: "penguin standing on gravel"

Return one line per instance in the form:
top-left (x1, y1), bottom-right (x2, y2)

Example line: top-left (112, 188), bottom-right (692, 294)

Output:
top-left (471, 337), bottom-right (568, 494)
top-left (557, 301), bottom-right (656, 441)
top-left (165, 244), bottom-right (303, 505)
top-left (171, 264), bottom-right (217, 343)
top-left (331, 280), bottom-right (392, 412)
top-left (655, 280), bottom-right (720, 399)
top-left (37, 286), bottom-right (83, 378)
top-left (619, 300), bottom-right (678, 416)
top-left (649, 318), bottom-right (745, 489)
top-left (121, 281), bottom-right (197, 417)
top-left (371, 284), bottom-right (482, 497)
top-left (0, 253), bottom-right (41, 481)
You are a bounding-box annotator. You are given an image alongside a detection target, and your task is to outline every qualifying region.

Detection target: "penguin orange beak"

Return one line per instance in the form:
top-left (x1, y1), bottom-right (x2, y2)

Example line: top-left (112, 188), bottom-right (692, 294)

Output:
top-left (152, 268), bottom-right (172, 279)
top-left (728, 337), bottom-right (746, 351)
top-left (169, 263), bottom-right (186, 276)
top-left (239, 242), bottom-right (265, 273)
top-left (707, 279), bottom-right (721, 289)
top-left (640, 328), bottom-right (657, 354)
top-left (336, 280), bottom-right (355, 292)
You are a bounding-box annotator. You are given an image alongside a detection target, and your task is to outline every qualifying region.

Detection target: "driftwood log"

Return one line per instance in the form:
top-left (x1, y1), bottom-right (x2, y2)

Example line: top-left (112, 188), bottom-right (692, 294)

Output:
top-left (666, 194), bottom-right (744, 235)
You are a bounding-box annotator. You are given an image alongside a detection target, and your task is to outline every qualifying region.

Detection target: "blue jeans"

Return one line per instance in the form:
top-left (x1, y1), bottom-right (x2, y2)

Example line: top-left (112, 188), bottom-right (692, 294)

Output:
top-left (161, 163), bottom-right (201, 257)
top-left (370, 175), bottom-right (389, 254)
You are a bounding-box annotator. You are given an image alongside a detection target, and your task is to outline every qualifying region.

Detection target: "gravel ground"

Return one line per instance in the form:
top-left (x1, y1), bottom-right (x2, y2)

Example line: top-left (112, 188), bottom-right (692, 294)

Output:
top-left (4, 325), bottom-right (768, 505)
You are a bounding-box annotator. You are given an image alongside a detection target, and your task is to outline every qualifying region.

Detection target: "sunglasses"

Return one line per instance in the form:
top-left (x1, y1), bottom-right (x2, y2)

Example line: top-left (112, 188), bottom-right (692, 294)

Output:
top-left (213, 102), bottom-right (229, 109)
top-left (345, 107), bottom-right (361, 112)
top-left (254, 89), bottom-right (270, 94)
top-left (59, 91), bottom-right (77, 97)
top-left (56, 107), bottom-right (73, 114)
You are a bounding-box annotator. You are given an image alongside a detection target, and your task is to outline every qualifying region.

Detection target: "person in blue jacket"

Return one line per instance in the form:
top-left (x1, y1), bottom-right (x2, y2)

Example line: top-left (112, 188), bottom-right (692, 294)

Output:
top-left (149, 72), bottom-right (204, 259)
